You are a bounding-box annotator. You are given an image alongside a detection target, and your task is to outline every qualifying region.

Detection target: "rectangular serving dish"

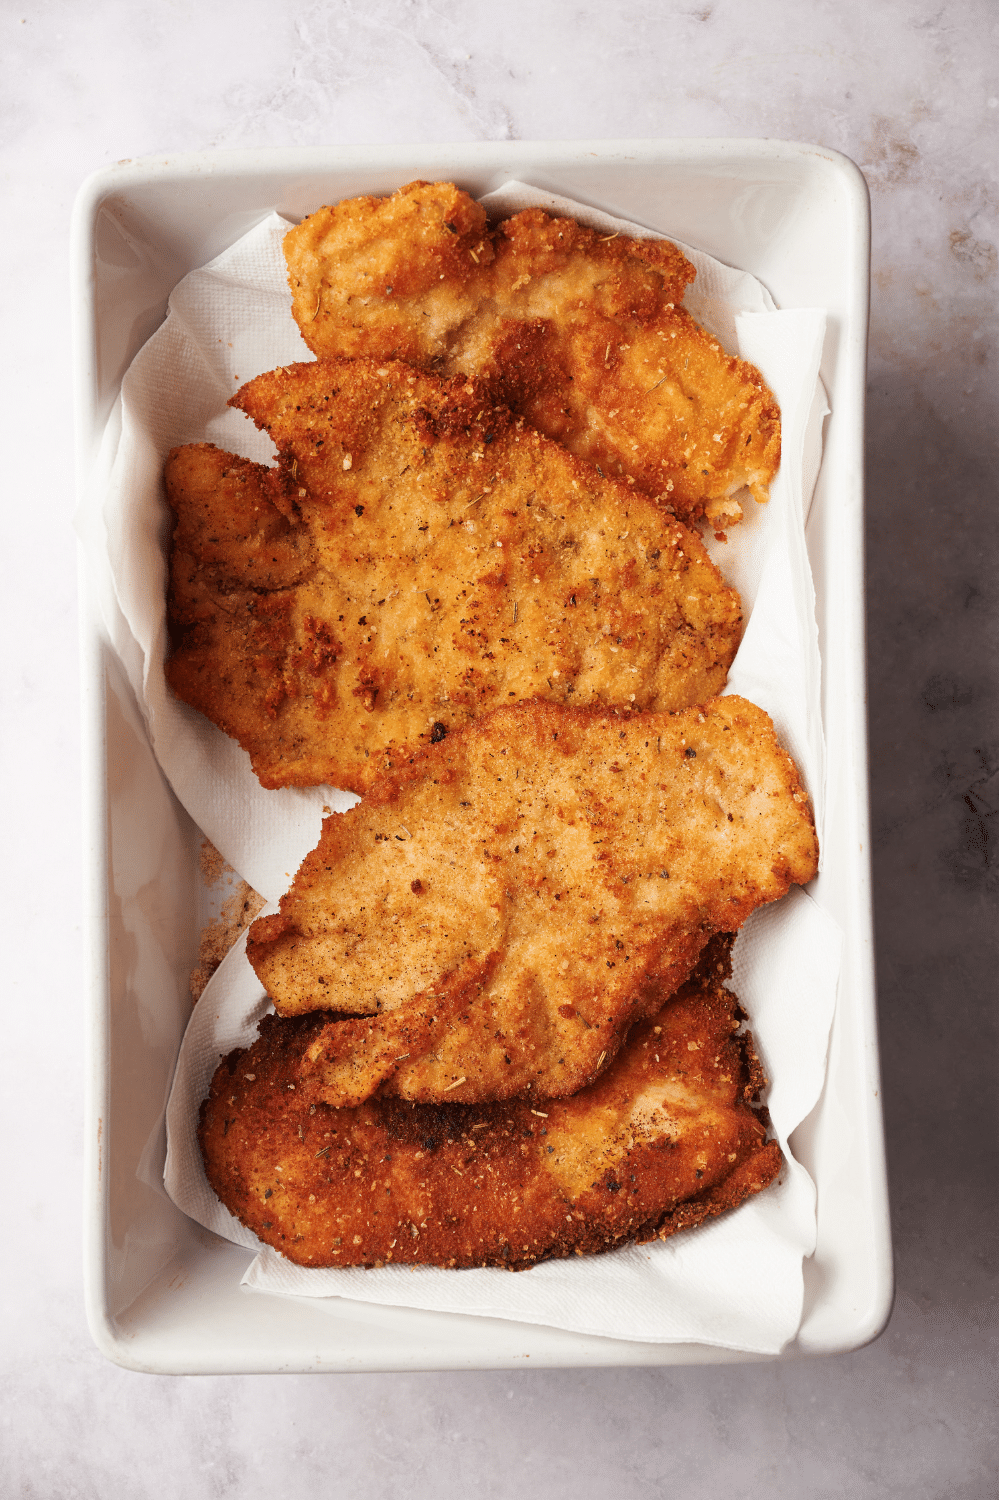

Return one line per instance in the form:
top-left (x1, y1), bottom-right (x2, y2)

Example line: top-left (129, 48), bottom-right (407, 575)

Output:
top-left (72, 139), bottom-right (891, 1373)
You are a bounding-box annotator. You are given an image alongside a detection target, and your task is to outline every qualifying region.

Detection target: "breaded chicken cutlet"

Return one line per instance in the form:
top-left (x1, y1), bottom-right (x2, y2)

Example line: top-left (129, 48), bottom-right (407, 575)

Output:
top-left (247, 697), bottom-right (818, 1107)
top-left (200, 936), bottom-right (782, 1270)
top-left (165, 359), bottom-right (742, 793)
top-left (284, 180), bottom-right (781, 529)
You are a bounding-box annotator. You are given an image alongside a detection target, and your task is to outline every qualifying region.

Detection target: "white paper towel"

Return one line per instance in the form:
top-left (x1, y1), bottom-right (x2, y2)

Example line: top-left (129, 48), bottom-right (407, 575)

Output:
top-left (165, 886), bottom-right (841, 1352)
top-left (79, 183), bottom-right (840, 1352)
top-left (84, 186), bottom-right (829, 900)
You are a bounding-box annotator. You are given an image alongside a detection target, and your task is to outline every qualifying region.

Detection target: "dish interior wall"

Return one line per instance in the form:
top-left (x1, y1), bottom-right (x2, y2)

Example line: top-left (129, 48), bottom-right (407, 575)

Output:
top-left (82, 143), bottom-right (884, 1370)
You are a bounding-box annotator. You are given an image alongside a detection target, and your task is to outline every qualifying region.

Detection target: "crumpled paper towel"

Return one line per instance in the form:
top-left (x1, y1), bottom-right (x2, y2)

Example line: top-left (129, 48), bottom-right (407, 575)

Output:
top-left (82, 183), bottom-right (829, 900)
top-left (165, 886), bottom-right (841, 1352)
top-left (79, 182), bottom-right (840, 1351)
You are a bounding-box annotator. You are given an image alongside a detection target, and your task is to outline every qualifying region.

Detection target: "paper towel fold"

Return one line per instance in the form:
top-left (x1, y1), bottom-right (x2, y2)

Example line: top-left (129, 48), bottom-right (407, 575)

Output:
top-left (79, 182), bottom-right (840, 1351)
top-left (83, 185), bottom-right (829, 899)
top-left (164, 886), bottom-right (841, 1352)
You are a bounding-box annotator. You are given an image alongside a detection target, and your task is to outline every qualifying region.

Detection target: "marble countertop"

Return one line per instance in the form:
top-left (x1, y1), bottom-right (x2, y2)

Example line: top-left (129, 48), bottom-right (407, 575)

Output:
top-left (1, 2), bottom-right (994, 1496)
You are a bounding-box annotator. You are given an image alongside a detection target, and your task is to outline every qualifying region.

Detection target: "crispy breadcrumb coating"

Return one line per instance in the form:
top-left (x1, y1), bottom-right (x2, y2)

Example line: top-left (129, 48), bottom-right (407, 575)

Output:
top-left (246, 697), bottom-right (818, 1106)
top-left (200, 936), bottom-right (782, 1270)
top-left (284, 181), bottom-right (781, 527)
top-left (165, 360), bottom-right (742, 792)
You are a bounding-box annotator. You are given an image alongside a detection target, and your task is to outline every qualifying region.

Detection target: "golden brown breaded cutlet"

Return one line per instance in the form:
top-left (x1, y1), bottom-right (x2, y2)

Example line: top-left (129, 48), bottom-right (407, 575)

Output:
top-left (283, 180), bottom-right (781, 528)
top-left (246, 697), bottom-right (818, 1107)
top-left (165, 359), bottom-right (742, 793)
top-left (199, 936), bottom-right (783, 1270)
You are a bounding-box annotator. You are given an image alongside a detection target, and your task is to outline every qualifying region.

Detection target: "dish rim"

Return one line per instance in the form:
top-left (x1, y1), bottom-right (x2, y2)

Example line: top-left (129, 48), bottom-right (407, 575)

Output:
top-left (72, 136), bottom-right (891, 1374)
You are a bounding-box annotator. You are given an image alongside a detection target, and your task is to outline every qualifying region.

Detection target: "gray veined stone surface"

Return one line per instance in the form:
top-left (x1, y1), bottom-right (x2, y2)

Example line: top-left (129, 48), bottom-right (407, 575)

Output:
top-left (0, 1), bottom-right (994, 1496)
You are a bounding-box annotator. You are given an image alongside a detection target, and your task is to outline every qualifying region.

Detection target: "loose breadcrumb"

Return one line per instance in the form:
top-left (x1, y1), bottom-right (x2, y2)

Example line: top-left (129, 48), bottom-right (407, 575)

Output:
top-left (190, 840), bottom-right (266, 1002)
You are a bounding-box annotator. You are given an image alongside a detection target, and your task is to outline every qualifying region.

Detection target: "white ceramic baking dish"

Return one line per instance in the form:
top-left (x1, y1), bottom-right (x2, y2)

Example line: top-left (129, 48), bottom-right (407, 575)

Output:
top-left (72, 139), bottom-right (891, 1373)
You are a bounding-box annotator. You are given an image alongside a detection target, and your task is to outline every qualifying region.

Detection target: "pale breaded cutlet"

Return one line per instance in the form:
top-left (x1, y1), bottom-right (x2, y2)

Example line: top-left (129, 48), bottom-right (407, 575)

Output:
top-left (246, 697), bottom-right (818, 1108)
top-left (199, 935), bottom-right (783, 1270)
top-left (284, 180), bottom-right (781, 529)
top-left (165, 359), bottom-right (742, 793)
